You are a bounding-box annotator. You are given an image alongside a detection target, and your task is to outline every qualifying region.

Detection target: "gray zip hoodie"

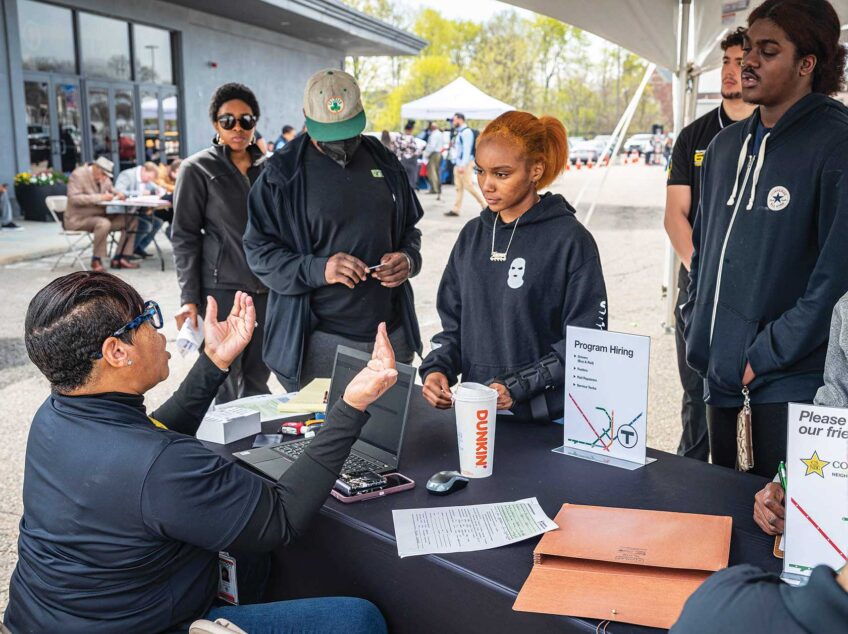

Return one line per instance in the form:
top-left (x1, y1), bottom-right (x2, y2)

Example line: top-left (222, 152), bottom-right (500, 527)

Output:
top-left (814, 293), bottom-right (848, 407)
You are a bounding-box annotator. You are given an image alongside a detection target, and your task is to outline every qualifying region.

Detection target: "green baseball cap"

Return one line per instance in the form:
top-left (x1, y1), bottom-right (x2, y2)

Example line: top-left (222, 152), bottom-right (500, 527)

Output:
top-left (303, 68), bottom-right (367, 142)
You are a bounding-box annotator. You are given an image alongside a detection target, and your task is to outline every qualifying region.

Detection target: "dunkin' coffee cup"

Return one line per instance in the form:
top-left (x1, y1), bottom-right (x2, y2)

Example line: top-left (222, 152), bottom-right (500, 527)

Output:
top-left (453, 382), bottom-right (498, 478)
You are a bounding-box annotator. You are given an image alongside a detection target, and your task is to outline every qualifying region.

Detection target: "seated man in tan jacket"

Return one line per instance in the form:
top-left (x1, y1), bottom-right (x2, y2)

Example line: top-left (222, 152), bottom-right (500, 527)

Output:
top-left (65, 157), bottom-right (138, 271)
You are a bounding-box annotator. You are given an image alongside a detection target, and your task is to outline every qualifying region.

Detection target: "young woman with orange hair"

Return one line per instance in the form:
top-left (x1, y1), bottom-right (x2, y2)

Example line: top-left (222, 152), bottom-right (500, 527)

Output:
top-left (420, 111), bottom-right (608, 422)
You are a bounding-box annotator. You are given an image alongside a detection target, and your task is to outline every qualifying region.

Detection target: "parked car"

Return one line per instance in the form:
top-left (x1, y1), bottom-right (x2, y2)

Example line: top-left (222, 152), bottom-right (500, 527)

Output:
top-left (624, 133), bottom-right (655, 155)
top-left (567, 136), bottom-right (586, 152)
top-left (570, 139), bottom-right (608, 165)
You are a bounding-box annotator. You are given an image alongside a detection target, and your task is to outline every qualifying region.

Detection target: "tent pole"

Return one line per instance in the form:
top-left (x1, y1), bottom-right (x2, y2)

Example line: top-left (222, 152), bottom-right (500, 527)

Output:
top-left (581, 62), bottom-right (656, 228)
top-left (663, 0), bottom-right (693, 333)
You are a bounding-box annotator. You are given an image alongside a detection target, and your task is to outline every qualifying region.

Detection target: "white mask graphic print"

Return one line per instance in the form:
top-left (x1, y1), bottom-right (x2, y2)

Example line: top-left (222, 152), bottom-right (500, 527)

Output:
top-left (507, 257), bottom-right (526, 289)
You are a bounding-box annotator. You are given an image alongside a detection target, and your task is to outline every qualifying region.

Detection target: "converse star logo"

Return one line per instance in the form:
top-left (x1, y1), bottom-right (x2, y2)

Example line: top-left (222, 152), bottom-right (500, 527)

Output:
top-left (767, 186), bottom-right (790, 211)
top-left (327, 97), bottom-right (344, 114)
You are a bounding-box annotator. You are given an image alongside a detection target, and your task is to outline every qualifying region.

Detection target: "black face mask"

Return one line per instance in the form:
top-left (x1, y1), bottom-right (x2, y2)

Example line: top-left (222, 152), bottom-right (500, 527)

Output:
top-left (317, 136), bottom-right (362, 167)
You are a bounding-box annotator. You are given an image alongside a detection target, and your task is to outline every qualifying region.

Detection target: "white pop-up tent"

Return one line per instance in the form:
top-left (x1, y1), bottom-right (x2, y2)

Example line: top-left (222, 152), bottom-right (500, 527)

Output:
top-left (400, 77), bottom-right (516, 120)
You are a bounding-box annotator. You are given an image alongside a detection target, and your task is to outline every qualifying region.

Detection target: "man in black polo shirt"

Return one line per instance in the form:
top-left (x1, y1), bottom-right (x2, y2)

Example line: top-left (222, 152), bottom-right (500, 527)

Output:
top-left (245, 70), bottom-right (423, 390)
top-left (664, 28), bottom-right (755, 461)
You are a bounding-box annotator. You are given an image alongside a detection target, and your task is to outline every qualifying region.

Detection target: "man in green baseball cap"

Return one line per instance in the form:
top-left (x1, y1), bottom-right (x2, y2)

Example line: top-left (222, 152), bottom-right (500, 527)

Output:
top-left (303, 68), bottom-right (367, 143)
top-left (244, 68), bottom-right (424, 390)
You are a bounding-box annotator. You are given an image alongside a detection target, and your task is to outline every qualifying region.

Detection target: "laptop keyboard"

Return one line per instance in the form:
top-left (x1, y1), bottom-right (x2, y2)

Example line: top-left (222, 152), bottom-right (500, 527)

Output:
top-left (271, 439), bottom-right (388, 473)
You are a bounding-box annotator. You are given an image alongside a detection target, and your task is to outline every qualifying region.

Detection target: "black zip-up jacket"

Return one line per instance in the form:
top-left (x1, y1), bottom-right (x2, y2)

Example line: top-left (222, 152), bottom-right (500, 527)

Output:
top-left (5, 353), bottom-right (370, 633)
top-left (683, 93), bottom-right (848, 407)
top-left (172, 142), bottom-right (267, 306)
top-left (419, 193), bottom-right (607, 420)
top-left (244, 133), bottom-right (423, 391)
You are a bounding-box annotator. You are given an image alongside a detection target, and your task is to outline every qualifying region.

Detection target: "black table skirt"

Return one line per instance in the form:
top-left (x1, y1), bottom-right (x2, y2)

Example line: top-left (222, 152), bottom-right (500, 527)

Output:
top-left (213, 393), bottom-right (779, 633)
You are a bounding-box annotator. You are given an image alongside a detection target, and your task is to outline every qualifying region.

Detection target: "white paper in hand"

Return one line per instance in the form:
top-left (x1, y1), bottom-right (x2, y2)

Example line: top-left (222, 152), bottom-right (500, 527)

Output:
top-left (176, 315), bottom-right (204, 357)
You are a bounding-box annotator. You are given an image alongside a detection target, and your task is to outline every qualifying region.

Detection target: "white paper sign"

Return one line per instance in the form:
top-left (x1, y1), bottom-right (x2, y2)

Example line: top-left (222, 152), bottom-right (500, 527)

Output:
top-left (560, 326), bottom-right (651, 467)
top-left (391, 497), bottom-right (558, 558)
top-left (782, 403), bottom-right (848, 583)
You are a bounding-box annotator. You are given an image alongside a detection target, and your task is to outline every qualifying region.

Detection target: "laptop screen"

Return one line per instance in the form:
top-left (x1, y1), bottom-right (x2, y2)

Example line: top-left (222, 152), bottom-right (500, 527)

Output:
top-left (327, 346), bottom-right (414, 457)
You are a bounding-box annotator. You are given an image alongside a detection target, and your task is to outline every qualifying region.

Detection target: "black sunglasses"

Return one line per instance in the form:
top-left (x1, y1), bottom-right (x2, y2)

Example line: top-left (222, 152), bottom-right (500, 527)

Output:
top-left (216, 114), bottom-right (257, 131)
top-left (91, 300), bottom-right (164, 359)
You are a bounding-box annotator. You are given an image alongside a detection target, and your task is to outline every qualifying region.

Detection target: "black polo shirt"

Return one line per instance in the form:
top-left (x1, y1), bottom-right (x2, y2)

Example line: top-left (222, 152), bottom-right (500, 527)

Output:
top-left (304, 143), bottom-right (398, 340)
top-left (668, 104), bottom-right (734, 288)
top-left (671, 564), bottom-right (848, 633)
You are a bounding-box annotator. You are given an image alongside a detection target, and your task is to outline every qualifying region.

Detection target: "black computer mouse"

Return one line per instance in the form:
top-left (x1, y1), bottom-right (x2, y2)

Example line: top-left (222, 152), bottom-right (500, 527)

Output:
top-left (426, 470), bottom-right (469, 495)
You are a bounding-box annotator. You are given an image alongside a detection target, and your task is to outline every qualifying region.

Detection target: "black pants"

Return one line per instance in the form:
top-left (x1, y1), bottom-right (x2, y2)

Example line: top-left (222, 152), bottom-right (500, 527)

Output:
top-left (202, 288), bottom-right (271, 404)
top-left (674, 286), bottom-right (709, 461)
top-left (401, 157), bottom-right (418, 189)
top-left (707, 402), bottom-right (792, 477)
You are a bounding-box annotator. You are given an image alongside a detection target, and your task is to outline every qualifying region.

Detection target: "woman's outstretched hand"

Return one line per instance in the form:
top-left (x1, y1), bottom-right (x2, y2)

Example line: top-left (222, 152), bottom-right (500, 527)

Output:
top-left (203, 291), bottom-right (256, 370)
top-left (343, 322), bottom-right (398, 412)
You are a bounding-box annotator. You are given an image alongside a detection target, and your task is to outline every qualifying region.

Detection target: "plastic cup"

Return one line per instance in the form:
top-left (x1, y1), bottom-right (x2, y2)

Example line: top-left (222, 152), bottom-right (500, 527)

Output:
top-left (452, 382), bottom-right (498, 478)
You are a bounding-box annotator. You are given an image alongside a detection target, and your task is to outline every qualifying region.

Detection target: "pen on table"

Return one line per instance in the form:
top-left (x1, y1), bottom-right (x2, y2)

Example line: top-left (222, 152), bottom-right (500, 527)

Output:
top-left (778, 461), bottom-right (788, 491)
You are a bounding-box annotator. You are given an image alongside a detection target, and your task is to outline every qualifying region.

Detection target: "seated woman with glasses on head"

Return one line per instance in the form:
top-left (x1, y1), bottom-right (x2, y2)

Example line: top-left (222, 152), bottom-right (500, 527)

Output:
top-left (4, 271), bottom-right (394, 633)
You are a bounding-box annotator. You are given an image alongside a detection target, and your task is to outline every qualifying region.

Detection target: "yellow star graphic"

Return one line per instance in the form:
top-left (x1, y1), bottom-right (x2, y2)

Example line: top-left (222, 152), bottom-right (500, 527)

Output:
top-left (801, 451), bottom-right (830, 478)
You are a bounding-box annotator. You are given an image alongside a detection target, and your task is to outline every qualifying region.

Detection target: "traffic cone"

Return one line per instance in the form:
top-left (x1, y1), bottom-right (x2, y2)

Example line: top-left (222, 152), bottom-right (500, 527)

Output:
top-left (587, 159), bottom-right (594, 169)
top-left (575, 160), bottom-right (582, 170)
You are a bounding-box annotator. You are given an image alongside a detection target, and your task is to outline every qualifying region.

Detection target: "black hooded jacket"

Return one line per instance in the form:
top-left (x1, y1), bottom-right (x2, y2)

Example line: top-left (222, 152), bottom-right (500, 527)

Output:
top-left (244, 134), bottom-right (423, 390)
top-left (684, 93), bottom-right (848, 407)
top-left (419, 193), bottom-right (607, 420)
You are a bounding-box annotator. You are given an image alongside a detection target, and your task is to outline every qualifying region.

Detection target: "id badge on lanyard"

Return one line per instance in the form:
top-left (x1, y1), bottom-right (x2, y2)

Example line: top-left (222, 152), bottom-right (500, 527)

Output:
top-left (217, 551), bottom-right (239, 605)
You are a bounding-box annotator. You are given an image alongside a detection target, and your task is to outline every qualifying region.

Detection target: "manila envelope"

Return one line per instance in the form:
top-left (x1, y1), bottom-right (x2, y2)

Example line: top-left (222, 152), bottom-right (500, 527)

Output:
top-left (513, 504), bottom-right (732, 629)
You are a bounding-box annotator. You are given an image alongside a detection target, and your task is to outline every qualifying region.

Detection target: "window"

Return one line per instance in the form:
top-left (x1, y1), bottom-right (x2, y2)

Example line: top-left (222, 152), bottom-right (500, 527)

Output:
top-left (79, 13), bottom-right (131, 80)
top-left (19, 0), bottom-right (75, 73)
top-left (163, 94), bottom-right (180, 161)
top-left (24, 80), bottom-right (51, 171)
top-left (134, 25), bottom-right (173, 85)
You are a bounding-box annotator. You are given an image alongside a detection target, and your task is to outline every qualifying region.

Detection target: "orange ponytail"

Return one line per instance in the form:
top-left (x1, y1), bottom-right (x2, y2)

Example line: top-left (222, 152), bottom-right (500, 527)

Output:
top-left (478, 111), bottom-right (569, 189)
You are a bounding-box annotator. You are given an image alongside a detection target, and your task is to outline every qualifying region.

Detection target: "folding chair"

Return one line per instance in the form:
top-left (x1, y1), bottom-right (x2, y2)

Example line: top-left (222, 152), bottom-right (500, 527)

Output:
top-left (45, 195), bottom-right (92, 271)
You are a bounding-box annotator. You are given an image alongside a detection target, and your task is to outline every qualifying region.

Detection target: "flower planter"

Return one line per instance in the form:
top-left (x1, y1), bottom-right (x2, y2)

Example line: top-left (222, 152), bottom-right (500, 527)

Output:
top-left (14, 183), bottom-right (67, 222)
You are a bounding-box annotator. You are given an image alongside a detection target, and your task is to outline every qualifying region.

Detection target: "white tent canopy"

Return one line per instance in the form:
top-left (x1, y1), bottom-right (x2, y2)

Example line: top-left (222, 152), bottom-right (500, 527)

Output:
top-left (504, 0), bottom-right (848, 77)
top-left (400, 77), bottom-right (516, 121)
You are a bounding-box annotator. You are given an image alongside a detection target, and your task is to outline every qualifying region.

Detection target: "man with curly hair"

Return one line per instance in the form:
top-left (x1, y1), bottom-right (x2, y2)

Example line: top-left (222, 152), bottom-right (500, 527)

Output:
top-left (683, 0), bottom-right (848, 476)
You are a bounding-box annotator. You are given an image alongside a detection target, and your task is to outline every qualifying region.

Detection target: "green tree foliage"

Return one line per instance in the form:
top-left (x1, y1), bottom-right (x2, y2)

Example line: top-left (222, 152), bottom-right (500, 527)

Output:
top-left (342, 2), bottom-right (671, 137)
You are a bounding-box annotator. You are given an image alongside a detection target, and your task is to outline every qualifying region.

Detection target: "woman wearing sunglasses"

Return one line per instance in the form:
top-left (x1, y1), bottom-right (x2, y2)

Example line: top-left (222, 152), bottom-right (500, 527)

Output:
top-left (172, 83), bottom-right (271, 403)
top-left (6, 271), bottom-right (395, 633)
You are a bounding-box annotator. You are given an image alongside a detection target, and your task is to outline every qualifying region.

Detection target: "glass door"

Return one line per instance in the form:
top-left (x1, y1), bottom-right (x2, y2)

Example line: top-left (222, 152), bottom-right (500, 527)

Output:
top-left (53, 79), bottom-right (82, 172)
top-left (139, 86), bottom-right (181, 165)
top-left (85, 82), bottom-right (139, 173)
top-left (23, 79), bottom-right (52, 172)
top-left (86, 82), bottom-right (112, 164)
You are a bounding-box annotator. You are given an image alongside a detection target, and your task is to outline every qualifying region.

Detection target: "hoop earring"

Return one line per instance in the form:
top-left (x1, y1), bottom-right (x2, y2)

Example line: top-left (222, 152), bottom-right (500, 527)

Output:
top-left (214, 133), bottom-right (221, 145)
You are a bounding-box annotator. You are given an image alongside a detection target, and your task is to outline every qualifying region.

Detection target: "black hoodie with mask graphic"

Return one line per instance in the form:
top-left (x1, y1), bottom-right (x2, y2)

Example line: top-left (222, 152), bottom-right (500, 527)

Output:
top-left (419, 193), bottom-right (608, 421)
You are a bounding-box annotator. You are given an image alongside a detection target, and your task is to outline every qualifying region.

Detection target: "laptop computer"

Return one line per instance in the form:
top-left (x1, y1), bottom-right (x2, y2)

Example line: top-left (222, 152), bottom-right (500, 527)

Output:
top-left (234, 345), bottom-right (415, 480)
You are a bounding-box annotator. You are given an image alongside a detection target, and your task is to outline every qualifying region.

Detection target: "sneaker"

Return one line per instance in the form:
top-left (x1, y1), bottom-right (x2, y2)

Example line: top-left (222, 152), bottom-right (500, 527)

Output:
top-left (1, 221), bottom-right (23, 231)
top-left (444, 210), bottom-right (460, 217)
